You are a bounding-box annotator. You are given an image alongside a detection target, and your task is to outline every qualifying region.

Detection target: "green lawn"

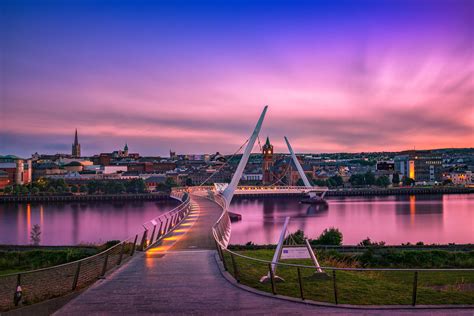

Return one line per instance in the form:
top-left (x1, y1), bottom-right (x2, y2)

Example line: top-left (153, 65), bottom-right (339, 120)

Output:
top-left (223, 249), bottom-right (474, 305)
top-left (0, 247), bottom-right (100, 276)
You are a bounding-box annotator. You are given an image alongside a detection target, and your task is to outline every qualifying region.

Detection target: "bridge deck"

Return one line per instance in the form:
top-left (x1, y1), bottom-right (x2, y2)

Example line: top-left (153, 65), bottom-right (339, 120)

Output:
top-left (55, 196), bottom-right (468, 315)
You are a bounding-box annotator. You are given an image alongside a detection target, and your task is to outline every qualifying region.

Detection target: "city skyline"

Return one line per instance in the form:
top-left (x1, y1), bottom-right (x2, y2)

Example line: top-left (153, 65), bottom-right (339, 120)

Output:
top-left (1, 0), bottom-right (473, 157)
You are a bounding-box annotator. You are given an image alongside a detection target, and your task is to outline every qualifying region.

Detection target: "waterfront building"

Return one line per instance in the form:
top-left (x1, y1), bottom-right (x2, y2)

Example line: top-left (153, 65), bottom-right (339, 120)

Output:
top-left (262, 137), bottom-right (274, 185)
top-left (446, 171), bottom-right (472, 185)
top-left (0, 155), bottom-right (32, 186)
top-left (0, 171), bottom-right (11, 189)
top-left (394, 151), bottom-right (443, 183)
top-left (72, 129), bottom-right (81, 157)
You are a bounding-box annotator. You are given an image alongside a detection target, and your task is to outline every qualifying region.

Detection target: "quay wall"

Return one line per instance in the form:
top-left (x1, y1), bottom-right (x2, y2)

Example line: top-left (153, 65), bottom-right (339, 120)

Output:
top-left (0, 193), bottom-right (170, 204)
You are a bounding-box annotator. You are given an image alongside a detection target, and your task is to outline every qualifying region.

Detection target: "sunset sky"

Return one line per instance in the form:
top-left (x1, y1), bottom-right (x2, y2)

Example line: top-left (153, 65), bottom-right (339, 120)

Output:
top-left (1, 0), bottom-right (473, 157)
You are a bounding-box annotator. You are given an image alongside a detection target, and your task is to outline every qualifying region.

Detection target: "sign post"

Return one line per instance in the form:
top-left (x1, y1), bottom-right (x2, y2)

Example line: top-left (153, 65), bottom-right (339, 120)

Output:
top-left (260, 217), bottom-right (326, 283)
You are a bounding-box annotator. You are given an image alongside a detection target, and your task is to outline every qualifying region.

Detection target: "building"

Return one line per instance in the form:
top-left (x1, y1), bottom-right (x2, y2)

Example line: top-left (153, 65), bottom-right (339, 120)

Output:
top-left (446, 171), bottom-right (472, 185)
top-left (241, 171), bottom-right (263, 182)
top-left (262, 137), bottom-right (274, 185)
top-left (0, 171), bottom-right (11, 189)
top-left (72, 129), bottom-right (81, 157)
top-left (0, 155), bottom-right (32, 186)
top-left (376, 161), bottom-right (395, 171)
top-left (394, 152), bottom-right (443, 183)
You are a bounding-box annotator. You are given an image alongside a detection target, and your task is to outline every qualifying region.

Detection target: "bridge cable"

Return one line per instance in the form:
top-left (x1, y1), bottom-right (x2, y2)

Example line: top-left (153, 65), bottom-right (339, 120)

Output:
top-left (197, 138), bottom-right (249, 187)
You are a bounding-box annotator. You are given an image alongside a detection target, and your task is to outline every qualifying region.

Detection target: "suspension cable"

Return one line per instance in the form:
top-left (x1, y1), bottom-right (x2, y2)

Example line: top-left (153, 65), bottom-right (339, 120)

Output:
top-left (198, 138), bottom-right (249, 187)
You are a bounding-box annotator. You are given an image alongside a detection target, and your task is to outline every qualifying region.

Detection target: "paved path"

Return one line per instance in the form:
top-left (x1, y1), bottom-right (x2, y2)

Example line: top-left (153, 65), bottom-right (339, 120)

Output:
top-left (56, 196), bottom-right (473, 315)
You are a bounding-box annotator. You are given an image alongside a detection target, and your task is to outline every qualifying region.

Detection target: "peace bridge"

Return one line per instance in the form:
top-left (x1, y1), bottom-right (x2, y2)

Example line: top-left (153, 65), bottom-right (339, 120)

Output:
top-left (1, 106), bottom-right (472, 315)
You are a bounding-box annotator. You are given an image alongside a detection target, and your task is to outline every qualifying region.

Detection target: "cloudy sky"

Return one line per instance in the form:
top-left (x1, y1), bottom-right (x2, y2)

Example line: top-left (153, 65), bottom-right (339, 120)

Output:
top-left (1, 0), bottom-right (473, 157)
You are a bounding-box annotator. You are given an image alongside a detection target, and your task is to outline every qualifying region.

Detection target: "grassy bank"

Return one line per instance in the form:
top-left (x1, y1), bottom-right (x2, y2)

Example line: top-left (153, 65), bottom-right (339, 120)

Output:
top-left (223, 248), bottom-right (474, 305)
top-left (0, 242), bottom-right (119, 275)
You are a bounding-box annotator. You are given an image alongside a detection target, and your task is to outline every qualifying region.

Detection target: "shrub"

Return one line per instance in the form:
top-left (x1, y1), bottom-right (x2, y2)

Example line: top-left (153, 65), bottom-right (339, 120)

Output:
top-left (311, 227), bottom-right (343, 246)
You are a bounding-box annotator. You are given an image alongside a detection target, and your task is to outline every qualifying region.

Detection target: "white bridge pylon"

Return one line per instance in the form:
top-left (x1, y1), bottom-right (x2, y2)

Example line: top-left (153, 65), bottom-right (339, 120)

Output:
top-left (284, 136), bottom-right (328, 199)
top-left (221, 105), bottom-right (268, 207)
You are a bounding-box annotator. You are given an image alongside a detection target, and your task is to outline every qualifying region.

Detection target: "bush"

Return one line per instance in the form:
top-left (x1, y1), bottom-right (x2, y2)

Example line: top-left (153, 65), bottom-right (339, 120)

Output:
top-left (311, 227), bottom-right (343, 246)
top-left (359, 237), bottom-right (386, 247)
top-left (284, 229), bottom-right (306, 244)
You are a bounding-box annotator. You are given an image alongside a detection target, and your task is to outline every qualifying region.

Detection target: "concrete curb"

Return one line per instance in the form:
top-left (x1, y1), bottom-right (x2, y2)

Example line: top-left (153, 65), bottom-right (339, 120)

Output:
top-left (213, 252), bottom-right (474, 311)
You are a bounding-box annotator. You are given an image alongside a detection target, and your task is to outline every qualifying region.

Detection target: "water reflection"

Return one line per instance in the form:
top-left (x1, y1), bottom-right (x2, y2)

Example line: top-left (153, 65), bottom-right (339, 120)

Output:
top-left (230, 194), bottom-right (473, 245)
top-left (0, 200), bottom-right (179, 245)
top-left (306, 204), bottom-right (329, 216)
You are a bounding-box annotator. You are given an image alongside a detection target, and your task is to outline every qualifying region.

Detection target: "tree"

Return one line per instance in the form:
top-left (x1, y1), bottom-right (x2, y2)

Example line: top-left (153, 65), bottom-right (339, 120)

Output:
top-left (87, 180), bottom-right (99, 194)
top-left (375, 175), bottom-right (390, 187)
top-left (402, 176), bottom-right (415, 186)
top-left (48, 187), bottom-right (56, 194)
top-left (349, 174), bottom-right (365, 186)
top-left (392, 173), bottom-right (400, 185)
top-left (358, 237), bottom-right (385, 247)
top-left (312, 227), bottom-right (343, 246)
top-left (364, 171), bottom-right (376, 185)
top-left (31, 187), bottom-right (40, 195)
top-left (70, 185), bottom-right (79, 193)
top-left (79, 185), bottom-right (87, 193)
top-left (4, 186), bottom-right (12, 195)
top-left (185, 178), bottom-right (194, 186)
top-left (330, 175), bottom-right (344, 187)
top-left (30, 224), bottom-right (41, 246)
top-left (296, 178), bottom-right (305, 186)
top-left (21, 186), bottom-right (29, 195)
top-left (313, 179), bottom-right (327, 187)
top-left (165, 177), bottom-right (177, 188)
top-left (442, 179), bottom-right (453, 186)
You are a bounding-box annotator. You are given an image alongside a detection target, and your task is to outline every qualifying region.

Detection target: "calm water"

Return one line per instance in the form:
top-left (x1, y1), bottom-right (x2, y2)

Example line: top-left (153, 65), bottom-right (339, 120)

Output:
top-left (0, 200), bottom-right (179, 245)
top-left (0, 194), bottom-right (473, 246)
top-left (229, 194), bottom-right (474, 245)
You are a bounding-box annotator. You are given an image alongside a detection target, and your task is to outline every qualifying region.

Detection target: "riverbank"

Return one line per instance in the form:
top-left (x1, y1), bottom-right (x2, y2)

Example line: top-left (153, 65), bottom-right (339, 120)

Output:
top-left (222, 248), bottom-right (474, 305)
top-left (234, 186), bottom-right (474, 198)
top-left (0, 192), bottom-right (171, 203)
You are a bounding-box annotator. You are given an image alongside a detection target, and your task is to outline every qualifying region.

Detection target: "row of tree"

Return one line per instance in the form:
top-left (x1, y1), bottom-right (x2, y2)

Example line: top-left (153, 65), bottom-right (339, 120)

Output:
top-left (2, 178), bottom-right (152, 195)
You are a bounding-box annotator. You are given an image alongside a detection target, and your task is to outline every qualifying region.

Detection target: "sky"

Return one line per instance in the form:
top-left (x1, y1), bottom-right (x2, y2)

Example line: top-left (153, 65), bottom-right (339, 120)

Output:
top-left (1, 0), bottom-right (473, 157)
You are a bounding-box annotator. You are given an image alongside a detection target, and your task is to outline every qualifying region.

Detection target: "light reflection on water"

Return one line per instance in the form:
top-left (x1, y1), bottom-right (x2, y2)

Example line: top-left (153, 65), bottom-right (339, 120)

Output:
top-left (229, 194), bottom-right (474, 245)
top-left (0, 200), bottom-right (179, 245)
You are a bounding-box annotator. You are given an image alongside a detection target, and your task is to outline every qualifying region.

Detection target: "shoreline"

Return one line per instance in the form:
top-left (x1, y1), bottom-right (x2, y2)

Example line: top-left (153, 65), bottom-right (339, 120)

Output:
top-left (235, 186), bottom-right (474, 198)
top-left (0, 192), bottom-right (171, 203)
top-left (1, 186), bottom-right (472, 203)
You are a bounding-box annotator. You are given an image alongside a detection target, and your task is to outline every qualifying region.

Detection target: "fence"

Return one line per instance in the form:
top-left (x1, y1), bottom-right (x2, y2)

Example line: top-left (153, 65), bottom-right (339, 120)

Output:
top-left (0, 193), bottom-right (191, 312)
top-left (210, 193), bottom-right (474, 306)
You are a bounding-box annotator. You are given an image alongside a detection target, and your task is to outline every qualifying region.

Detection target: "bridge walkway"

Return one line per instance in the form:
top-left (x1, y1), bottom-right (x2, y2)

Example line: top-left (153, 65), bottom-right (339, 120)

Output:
top-left (55, 196), bottom-right (466, 315)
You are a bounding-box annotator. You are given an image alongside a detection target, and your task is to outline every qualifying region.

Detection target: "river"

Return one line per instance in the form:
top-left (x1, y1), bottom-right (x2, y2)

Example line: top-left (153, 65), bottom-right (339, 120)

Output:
top-left (0, 194), bottom-right (472, 246)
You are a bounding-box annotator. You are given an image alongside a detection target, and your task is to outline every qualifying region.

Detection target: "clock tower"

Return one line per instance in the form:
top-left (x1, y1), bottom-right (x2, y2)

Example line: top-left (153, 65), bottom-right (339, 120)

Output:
top-left (262, 137), bottom-right (274, 184)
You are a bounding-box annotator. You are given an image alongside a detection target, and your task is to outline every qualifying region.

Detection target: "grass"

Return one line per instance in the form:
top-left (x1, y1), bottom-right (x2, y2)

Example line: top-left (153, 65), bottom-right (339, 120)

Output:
top-left (0, 247), bottom-right (104, 275)
top-left (223, 249), bottom-right (474, 305)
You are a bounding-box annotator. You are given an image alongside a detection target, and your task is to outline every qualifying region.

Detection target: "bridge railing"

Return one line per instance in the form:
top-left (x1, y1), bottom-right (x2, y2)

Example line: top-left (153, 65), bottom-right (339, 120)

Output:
top-left (0, 193), bottom-right (192, 312)
top-left (209, 193), bottom-right (474, 307)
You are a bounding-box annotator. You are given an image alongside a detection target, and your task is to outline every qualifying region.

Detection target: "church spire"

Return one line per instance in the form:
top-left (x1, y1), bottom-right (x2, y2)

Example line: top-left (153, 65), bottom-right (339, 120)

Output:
top-left (74, 129), bottom-right (79, 145)
top-left (72, 129), bottom-right (81, 157)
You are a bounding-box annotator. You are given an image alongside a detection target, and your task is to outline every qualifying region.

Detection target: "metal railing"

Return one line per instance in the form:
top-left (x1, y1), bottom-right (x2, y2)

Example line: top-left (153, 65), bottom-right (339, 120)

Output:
top-left (0, 193), bottom-right (192, 312)
top-left (210, 193), bottom-right (474, 306)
